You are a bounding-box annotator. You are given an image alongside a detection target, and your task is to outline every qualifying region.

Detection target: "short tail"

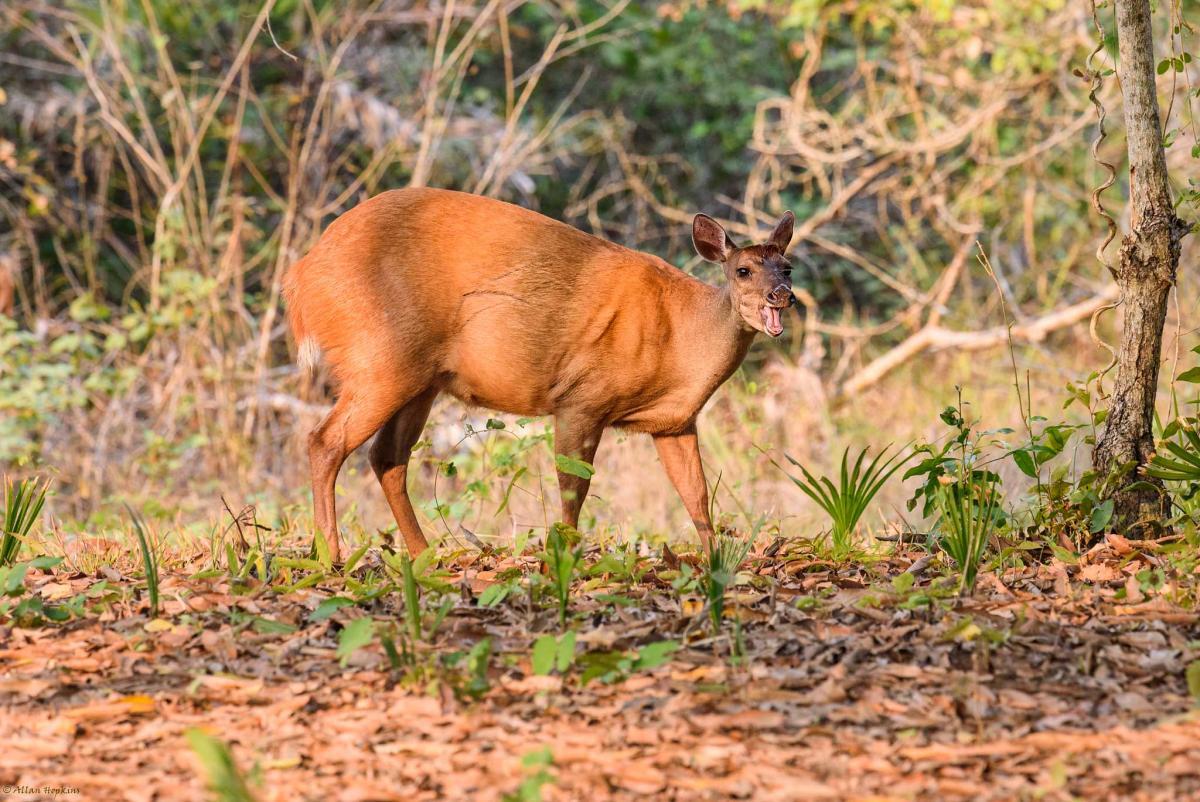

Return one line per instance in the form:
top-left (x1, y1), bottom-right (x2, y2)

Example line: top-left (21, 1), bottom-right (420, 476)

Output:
top-left (284, 262), bottom-right (321, 377)
top-left (296, 335), bottom-right (321, 376)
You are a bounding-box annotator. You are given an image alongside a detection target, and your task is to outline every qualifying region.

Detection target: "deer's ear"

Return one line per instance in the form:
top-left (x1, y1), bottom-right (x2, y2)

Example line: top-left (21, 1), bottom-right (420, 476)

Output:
top-left (769, 211), bottom-right (795, 253)
top-left (692, 214), bottom-right (734, 263)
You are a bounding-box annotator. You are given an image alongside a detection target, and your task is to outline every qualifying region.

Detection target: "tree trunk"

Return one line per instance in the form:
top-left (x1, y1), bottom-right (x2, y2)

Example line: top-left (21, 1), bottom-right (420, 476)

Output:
top-left (1092, 0), bottom-right (1189, 535)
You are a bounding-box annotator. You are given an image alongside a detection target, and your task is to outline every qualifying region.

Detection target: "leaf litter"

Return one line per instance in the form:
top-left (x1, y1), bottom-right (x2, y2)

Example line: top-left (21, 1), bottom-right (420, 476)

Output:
top-left (1, 536), bottom-right (1199, 801)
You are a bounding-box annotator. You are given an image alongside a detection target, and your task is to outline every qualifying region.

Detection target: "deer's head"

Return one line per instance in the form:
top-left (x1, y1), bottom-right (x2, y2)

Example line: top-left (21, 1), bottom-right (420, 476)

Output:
top-left (692, 211), bottom-right (795, 337)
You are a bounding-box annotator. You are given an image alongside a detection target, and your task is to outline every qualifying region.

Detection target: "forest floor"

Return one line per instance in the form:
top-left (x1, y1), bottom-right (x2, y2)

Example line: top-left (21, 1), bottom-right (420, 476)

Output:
top-left (2, 534), bottom-right (1199, 802)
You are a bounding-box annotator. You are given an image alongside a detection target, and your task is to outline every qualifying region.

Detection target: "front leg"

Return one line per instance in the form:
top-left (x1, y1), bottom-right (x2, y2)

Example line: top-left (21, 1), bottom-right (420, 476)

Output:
top-left (652, 424), bottom-right (715, 550)
top-left (554, 413), bottom-right (605, 529)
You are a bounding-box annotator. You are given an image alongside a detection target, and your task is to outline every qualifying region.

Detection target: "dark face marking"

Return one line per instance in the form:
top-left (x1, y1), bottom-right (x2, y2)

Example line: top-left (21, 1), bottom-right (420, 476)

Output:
top-left (726, 245), bottom-right (793, 337)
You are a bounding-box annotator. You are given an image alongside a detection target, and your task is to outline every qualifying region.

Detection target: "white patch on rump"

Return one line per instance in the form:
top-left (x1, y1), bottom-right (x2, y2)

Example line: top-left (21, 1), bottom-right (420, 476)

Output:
top-left (297, 336), bottom-right (322, 375)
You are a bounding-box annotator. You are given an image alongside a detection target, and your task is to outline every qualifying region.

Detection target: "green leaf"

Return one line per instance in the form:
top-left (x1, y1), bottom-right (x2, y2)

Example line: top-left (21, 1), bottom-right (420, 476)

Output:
top-left (4, 561), bottom-right (30, 595)
top-left (632, 640), bottom-right (679, 671)
top-left (477, 580), bottom-right (516, 607)
top-left (1177, 367), bottom-right (1200, 383)
top-left (556, 631), bottom-right (577, 673)
top-left (42, 604), bottom-right (71, 622)
top-left (521, 746), bottom-right (554, 768)
top-left (486, 418), bottom-right (506, 430)
top-left (343, 544), bottom-right (369, 574)
top-left (412, 545), bottom-right (439, 577)
top-left (313, 529), bottom-right (332, 570)
top-left (531, 635), bottom-right (557, 675)
top-left (185, 728), bottom-right (256, 802)
top-left (252, 616), bottom-right (297, 635)
top-left (1011, 449), bottom-right (1038, 478)
top-left (273, 557), bottom-right (325, 571)
top-left (578, 650), bottom-right (627, 686)
top-left (554, 455), bottom-right (595, 479)
top-left (1089, 499), bottom-right (1115, 533)
top-left (1158, 58), bottom-right (1172, 74)
top-left (1187, 661), bottom-right (1200, 700)
top-left (309, 596), bottom-right (355, 621)
top-left (336, 617), bottom-right (374, 666)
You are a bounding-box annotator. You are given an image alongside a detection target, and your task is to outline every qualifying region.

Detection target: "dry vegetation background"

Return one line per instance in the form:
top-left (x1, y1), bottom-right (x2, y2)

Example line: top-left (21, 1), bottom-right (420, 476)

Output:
top-left (10, 3), bottom-right (1200, 801)
top-left (1, 0), bottom-right (1198, 546)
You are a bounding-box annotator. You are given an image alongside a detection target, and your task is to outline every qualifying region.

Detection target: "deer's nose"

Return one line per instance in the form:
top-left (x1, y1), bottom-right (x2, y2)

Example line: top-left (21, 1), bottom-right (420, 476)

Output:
top-left (766, 283), bottom-right (792, 306)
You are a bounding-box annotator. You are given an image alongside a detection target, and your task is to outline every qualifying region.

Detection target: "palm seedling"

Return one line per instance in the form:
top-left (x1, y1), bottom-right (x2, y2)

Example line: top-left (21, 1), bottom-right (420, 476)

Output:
top-left (699, 531), bottom-right (753, 635)
top-left (2, 476), bottom-right (49, 567)
top-left (776, 446), bottom-right (908, 556)
top-left (936, 478), bottom-right (1000, 595)
top-left (1145, 416), bottom-right (1200, 485)
top-left (127, 505), bottom-right (160, 617)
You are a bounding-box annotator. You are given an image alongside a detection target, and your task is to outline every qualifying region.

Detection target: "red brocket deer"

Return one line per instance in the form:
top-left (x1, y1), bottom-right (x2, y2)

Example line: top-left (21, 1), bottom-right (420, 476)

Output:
top-left (284, 188), bottom-right (794, 560)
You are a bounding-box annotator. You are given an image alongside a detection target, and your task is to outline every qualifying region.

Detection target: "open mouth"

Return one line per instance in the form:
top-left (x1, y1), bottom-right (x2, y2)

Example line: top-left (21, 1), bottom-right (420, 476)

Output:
top-left (760, 305), bottom-right (785, 337)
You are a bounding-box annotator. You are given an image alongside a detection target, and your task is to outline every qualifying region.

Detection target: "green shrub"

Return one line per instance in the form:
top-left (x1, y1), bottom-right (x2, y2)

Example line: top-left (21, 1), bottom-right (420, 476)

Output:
top-left (778, 446), bottom-right (907, 556)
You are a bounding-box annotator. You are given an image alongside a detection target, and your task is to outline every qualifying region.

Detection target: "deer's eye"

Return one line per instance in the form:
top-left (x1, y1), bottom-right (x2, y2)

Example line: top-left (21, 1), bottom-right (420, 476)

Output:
top-left (781, 268), bottom-right (792, 278)
top-left (736, 267), bottom-right (751, 278)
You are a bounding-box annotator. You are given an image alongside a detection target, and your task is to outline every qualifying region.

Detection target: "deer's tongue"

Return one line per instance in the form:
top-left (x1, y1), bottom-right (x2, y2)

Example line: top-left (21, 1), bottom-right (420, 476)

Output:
top-left (761, 305), bottom-right (784, 337)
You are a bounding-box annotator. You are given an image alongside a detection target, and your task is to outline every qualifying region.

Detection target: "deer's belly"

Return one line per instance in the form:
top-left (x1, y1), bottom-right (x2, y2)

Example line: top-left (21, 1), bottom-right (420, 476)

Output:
top-left (440, 367), bottom-right (552, 417)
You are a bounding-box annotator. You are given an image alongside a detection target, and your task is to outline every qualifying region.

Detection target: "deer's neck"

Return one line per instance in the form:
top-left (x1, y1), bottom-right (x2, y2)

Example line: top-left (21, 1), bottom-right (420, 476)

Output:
top-left (683, 284), bottom-right (757, 383)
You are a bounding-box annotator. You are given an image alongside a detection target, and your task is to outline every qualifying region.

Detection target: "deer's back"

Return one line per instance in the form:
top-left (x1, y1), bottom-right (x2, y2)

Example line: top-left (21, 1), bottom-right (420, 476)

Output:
top-left (288, 188), bottom-right (717, 422)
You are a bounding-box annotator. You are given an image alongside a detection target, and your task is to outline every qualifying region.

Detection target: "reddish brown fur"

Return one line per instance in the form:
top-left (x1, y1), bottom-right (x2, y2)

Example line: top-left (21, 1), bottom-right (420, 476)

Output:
top-left (284, 188), bottom-right (794, 559)
top-left (0, 257), bottom-right (14, 319)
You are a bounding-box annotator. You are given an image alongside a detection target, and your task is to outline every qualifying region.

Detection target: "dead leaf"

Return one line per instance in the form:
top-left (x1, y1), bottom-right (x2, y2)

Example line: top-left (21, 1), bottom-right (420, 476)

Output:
top-left (611, 763), bottom-right (666, 794)
top-left (61, 694), bottom-right (155, 721)
top-left (0, 678), bottom-right (54, 697)
top-left (1123, 574), bottom-right (1146, 604)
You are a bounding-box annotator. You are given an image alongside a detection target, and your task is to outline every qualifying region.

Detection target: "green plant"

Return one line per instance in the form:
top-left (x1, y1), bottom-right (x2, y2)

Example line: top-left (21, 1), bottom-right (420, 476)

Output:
top-left (2, 476), bottom-right (48, 566)
top-left (185, 728), bottom-right (259, 802)
top-left (907, 396), bottom-right (1006, 592)
top-left (907, 400), bottom-right (995, 517)
top-left (936, 478), bottom-right (1000, 595)
top-left (576, 640), bottom-right (680, 685)
top-left (777, 446), bottom-right (907, 556)
top-left (0, 554), bottom-right (68, 625)
top-left (441, 637), bottom-right (493, 700)
top-left (477, 573), bottom-right (524, 607)
top-left (378, 622), bottom-right (417, 673)
top-left (400, 553), bottom-right (422, 642)
top-left (539, 523), bottom-right (583, 626)
top-left (336, 617), bottom-right (375, 667)
top-left (531, 632), bottom-right (577, 676)
top-left (1145, 368), bottom-right (1200, 516)
top-left (502, 747), bottom-right (556, 802)
top-left (730, 616), bottom-right (747, 667)
top-left (377, 547), bottom-right (454, 641)
top-left (128, 506), bottom-right (160, 617)
top-left (1187, 661), bottom-right (1200, 702)
top-left (699, 532), bottom-right (753, 635)
top-left (1004, 375), bottom-right (1121, 545)
top-left (1145, 421), bottom-right (1200, 485)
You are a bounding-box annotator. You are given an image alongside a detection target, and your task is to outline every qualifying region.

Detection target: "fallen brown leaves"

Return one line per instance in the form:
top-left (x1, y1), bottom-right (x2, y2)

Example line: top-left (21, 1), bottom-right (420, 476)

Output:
top-left (2, 539), bottom-right (1199, 801)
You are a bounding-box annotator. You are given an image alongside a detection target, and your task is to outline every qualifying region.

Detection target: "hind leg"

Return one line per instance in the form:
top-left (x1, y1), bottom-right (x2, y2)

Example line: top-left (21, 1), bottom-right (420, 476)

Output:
top-left (308, 389), bottom-right (410, 563)
top-left (369, 387), bottom-right (438, 556)
top-left (554, 412), bottom-right (605, 530)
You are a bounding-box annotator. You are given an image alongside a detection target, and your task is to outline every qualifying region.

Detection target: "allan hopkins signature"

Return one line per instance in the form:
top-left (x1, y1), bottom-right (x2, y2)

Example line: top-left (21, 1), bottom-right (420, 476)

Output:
top-left (1, 786), bottom-right (82, 795)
